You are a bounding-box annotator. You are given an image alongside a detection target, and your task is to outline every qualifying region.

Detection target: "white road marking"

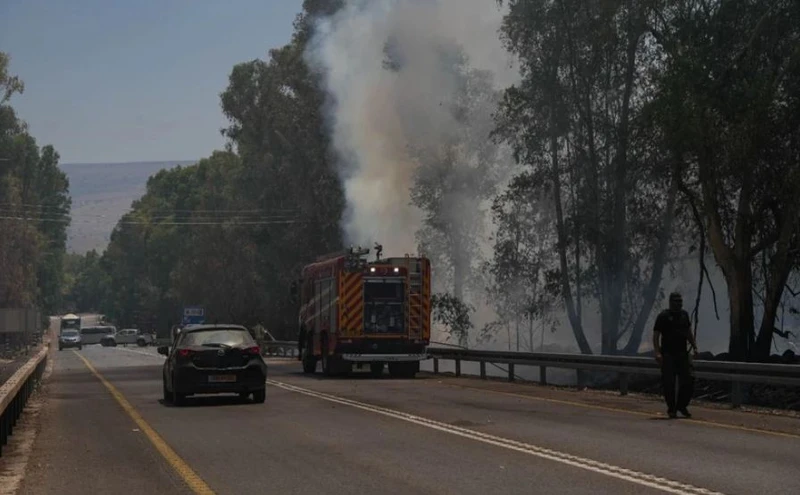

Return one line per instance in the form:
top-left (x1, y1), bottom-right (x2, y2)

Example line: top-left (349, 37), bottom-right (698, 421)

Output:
top-left (268, 379), bottom-right (724, 495)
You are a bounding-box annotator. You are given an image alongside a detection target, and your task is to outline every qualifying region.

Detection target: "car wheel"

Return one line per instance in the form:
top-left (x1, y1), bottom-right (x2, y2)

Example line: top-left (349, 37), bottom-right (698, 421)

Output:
top-left (162, 377), bottom-right (173, 403)
top-left (172, 376), bottom-right (187, 406)
top-left (78, 345), bottom-right (82, 350)
top-left (252, 389), bottom-right (266, 403)
top-left (388, 362), bottom-right (418, 378)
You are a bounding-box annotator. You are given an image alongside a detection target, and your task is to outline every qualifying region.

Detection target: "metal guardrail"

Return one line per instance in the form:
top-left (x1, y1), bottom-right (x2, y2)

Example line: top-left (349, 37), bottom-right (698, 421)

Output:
top-left (261, 340), bottom-right (299, 358)
top-left (426, 347), bottom-right (800, 407)
top-left (261, 340), bottom-right (800, 407)
top-left (0, 345), bottom-right (48, 457)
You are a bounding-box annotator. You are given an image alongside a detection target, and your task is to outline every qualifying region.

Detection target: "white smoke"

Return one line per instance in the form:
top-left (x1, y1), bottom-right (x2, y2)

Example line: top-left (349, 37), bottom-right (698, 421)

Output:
top-left (305, 0), bottom-right (519, 257)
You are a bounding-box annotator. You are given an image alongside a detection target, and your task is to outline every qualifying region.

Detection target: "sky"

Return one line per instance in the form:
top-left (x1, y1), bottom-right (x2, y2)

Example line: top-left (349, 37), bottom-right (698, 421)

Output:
top-left (0, 0), bottom-right (304, 164)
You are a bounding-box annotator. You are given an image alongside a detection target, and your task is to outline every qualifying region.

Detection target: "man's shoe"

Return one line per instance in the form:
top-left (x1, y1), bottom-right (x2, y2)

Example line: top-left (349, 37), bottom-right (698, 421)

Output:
top-left (667, 410), bottom-right (677, 419)
top-left (678, 408), bottom-right (692, 418)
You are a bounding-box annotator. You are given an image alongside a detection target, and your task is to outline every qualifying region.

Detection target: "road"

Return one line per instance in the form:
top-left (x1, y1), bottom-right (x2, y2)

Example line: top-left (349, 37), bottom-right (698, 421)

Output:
top-left (6, 344), bottom-right (800, 495)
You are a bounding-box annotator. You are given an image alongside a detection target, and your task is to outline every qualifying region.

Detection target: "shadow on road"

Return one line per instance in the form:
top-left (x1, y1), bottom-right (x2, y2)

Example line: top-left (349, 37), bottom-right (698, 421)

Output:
top-left (158, 395), bottom-right (264, 408)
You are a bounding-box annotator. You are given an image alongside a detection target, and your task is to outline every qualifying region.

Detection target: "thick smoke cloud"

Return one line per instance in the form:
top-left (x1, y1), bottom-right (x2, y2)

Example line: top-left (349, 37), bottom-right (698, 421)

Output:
top-left (305, 0), bottom-right (517, 257)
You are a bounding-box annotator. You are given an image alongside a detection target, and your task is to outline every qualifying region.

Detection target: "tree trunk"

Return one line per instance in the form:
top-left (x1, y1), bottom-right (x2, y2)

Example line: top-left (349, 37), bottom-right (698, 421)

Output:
top-left (623, 166), bottom-right (679, 355)
top-left (602, 23), bottom-right (641, 355)
top-left (551, 131), bottom-right (592, 354)
top-left (528, 314), bottom-right (534, 352)
top-left (726, 262), bottom-right (755, 360)
top-left (752, 210), bottom-right (796, 360)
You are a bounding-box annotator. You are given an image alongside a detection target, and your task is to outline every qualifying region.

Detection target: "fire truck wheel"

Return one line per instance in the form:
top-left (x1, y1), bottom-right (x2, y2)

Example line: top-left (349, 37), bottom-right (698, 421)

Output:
top-left (369, 362), bottom-right (385, 377)
top-left (388, 362), bottom-right (417, 378)
top-left (321, 344), bottom-right (332, 376)
top-left (302, 350), bottom-right (317, 374)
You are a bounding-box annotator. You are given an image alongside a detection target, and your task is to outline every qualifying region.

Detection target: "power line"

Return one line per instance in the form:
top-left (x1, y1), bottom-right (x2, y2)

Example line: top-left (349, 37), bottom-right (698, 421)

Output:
top-left (0, 215), bottom-right (303, 226)
top-left (0, 204), bottom-right (300, 214)
top-left (0, 200), bottom-right (297, 209)
top-left (0, 210), bottom-right (298, 221)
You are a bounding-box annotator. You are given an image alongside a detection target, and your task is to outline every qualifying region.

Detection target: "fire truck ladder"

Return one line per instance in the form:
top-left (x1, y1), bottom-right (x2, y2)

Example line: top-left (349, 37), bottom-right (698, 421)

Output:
top-left (406, 256), bottom-right (423, 338)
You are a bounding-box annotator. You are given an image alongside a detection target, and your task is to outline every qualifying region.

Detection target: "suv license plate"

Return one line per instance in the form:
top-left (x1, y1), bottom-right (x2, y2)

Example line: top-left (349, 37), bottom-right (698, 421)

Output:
top-left (208, 375), bottom-right (236, 383)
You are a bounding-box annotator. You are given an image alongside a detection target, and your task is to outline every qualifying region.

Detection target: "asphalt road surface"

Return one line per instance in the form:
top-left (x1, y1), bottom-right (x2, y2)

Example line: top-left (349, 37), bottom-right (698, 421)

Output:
top-left (8, 344), bottom-right (800, 495)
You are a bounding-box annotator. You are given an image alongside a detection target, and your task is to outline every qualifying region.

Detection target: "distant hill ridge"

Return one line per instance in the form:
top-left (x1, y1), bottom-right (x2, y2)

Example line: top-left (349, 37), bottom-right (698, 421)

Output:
top-left (61, 160), bottom-right (197, 254)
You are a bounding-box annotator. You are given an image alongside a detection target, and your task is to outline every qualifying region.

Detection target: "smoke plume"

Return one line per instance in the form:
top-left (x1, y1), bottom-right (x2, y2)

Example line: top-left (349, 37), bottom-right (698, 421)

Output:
top-left (305, 0), bottom-right (518, 257)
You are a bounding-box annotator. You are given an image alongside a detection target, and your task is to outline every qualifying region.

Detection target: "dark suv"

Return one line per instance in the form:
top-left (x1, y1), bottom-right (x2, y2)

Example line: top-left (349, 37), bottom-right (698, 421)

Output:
top-left (159, 324), bottom-right (268, 406)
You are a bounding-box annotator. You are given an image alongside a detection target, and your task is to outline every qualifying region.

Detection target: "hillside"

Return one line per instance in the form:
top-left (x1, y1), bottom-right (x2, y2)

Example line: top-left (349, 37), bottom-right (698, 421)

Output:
top-left (62, 160), bottom-right (196, 253)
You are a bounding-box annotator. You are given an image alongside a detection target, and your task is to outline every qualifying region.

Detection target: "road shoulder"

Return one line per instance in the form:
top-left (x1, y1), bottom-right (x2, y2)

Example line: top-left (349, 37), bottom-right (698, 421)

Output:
top-left (14, 350), bottom-right (192, 495)
top-left (422, 372), bottom-right (800, 438)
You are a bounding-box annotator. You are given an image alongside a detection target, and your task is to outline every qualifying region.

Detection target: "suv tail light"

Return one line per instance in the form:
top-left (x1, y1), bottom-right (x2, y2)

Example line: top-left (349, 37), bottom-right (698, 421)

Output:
top-left (244, 346), bottom-right (261, 355)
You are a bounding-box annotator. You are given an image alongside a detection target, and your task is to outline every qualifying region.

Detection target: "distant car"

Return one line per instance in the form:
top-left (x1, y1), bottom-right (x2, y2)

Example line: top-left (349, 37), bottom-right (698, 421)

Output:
top-left (159, 324), bottom-right (268, 406)
top-left (81, 325), bottom-right (117, 345)
top-left (101, 328), bottom-right (152, 347)
top-left (58, 330), bottom-right (82, 351)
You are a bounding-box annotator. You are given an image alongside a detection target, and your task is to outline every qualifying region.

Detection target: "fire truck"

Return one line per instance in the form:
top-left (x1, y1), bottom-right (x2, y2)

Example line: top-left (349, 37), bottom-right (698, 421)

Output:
top-left (294, 244), bottom-right (432, 378)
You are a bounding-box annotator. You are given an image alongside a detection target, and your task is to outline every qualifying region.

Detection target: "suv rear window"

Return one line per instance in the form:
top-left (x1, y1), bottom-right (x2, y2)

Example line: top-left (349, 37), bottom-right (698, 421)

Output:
top-left (180, 329), bottom-right (255, 347)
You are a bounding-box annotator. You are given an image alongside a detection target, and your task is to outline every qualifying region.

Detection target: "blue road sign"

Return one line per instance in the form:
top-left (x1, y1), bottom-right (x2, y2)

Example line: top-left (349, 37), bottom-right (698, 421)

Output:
top-left (182, 306), bottom-right (205, 325)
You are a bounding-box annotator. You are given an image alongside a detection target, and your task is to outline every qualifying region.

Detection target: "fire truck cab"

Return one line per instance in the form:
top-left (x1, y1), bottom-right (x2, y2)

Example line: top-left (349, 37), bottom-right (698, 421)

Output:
top-left (296, 245), bottom-right (431, 378)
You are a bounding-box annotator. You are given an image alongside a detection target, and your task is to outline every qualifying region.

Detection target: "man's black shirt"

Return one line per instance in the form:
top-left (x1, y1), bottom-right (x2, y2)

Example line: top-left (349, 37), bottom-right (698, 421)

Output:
top-left (654, 309), bottom-right (692, 355)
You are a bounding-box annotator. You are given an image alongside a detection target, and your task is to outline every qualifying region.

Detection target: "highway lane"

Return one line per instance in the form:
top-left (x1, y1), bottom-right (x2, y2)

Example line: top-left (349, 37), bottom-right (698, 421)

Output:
top-left (11, 345), bottom-right (800, 494)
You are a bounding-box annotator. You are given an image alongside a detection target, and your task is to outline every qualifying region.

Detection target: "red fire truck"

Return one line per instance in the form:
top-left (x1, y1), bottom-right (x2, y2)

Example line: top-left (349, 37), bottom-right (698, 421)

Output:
top-left (294, 245), bottom-right (431, 378)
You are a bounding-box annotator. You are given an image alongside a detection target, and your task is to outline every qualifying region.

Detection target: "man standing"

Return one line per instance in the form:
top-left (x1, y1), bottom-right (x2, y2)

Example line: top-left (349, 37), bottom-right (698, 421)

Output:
top-left (653, 292), bottom-right (699, 418)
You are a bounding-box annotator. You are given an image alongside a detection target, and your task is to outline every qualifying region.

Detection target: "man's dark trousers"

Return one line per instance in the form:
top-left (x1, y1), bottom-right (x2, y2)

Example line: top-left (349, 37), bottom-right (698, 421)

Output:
top-left (661, 353), bottom-right (694, 412)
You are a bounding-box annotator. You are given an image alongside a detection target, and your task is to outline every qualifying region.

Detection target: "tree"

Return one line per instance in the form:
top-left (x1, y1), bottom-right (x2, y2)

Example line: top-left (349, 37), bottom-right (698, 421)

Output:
top-left (495, 0), bottom-right (678, 355)
top-left (431, 292), bottom-right (474, 347)
top-left (487, 172), bottom-right (559, 350)
top-left (219, 4), bottom-right (346, 333)
top-left (0, 52), bottom-right (70, 312)
top-left (400, 48), bottom-right (507, 348)
top-left (94, 3), bottom-right (348, 336)
top-left (651, 0), bottom-right (800, 360)
top-left (63, 250), bottom-right (108, 313)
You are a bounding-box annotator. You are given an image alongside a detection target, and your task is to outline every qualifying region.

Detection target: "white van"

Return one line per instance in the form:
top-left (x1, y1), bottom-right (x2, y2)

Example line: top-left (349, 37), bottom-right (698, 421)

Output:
top-left (80, 325), bottom-right (117, 345)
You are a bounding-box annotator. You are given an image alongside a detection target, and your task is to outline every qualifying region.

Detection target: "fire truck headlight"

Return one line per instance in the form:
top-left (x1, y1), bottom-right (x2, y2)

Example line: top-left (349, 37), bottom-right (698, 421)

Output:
top-left (370, 267), bottom-right (376, 273)
top-left (393, 267), bottom-right (400, 273)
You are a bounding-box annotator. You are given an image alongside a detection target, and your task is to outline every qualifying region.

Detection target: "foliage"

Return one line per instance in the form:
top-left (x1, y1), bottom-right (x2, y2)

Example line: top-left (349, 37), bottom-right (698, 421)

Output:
top-left (83, 3), bottom-right (346, 336)
top-left (62, 250), bottom-right (108, 313)
top-left (648, 0), bottom-right (800, 359)
top-left (431, 292), bottom-right (474, 347)
top-left (0, 52), bottom-right (71, 313)
top-left (493, 0), bottom-right (679, 355)
top-left (486, 172), bottom-right (559, 343)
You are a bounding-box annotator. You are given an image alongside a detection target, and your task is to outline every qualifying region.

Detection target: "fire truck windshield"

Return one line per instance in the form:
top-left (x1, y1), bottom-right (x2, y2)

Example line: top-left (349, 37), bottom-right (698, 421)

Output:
top-left (363, 279), bottom-right (404, 334)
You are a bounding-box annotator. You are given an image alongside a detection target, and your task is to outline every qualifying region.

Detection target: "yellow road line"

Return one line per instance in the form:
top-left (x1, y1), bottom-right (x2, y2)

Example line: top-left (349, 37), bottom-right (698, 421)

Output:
top-left (434, 380), bottom-right (800, 440)
top-left (73, 351), bottom-right (215, 494)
